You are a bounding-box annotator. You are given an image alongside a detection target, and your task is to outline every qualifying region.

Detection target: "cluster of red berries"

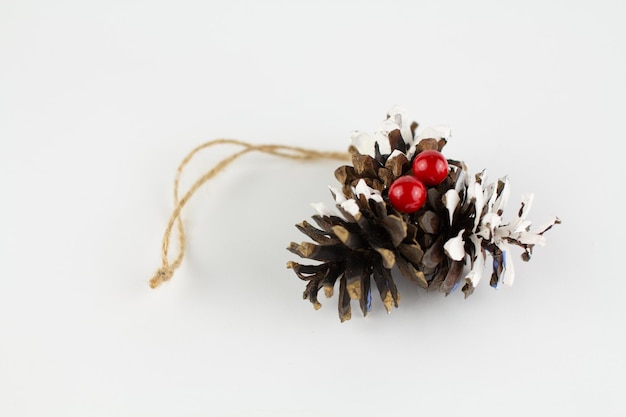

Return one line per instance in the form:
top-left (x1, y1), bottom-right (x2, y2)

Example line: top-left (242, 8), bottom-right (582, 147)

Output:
top-left (388, 150), bottom-right (449, 213)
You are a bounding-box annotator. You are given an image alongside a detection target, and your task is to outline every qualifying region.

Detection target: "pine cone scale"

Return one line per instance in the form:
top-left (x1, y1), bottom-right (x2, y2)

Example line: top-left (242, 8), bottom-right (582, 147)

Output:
top-left (338, 276), bottom-right (352, 322)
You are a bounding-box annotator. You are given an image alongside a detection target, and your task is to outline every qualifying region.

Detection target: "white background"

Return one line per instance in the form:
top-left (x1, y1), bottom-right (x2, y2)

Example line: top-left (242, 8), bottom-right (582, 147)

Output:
top-left (1, 1), bottom-right (624, 416)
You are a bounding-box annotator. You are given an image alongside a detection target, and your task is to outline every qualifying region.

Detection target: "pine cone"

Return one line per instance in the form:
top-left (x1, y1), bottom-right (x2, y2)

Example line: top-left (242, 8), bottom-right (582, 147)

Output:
top-left (287, 180), bottom-right (426, 322)
top-left (287, 107), bottom-right (560, 321)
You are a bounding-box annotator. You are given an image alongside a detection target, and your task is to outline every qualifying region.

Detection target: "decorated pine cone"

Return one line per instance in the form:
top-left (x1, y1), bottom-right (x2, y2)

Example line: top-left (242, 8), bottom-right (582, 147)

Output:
top-left (287, 107), bottom-right (560, 322)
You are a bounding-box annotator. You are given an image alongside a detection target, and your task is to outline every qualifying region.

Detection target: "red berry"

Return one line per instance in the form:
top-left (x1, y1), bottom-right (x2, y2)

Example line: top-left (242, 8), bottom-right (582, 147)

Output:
top-left (412, 150), bottom-right (449, 186)
top-left (388, 176), bottom-right (426, 213)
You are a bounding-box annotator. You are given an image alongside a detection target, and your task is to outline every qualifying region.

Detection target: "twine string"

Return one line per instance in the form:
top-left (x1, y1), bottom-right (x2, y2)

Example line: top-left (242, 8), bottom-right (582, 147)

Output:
top-left (149, 139), bottom-right (350, 289)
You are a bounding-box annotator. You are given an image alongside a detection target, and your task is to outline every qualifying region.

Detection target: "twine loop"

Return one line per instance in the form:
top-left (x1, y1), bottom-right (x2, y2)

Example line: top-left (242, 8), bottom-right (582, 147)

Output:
top-left (149, 138), bottom-right (350, 288)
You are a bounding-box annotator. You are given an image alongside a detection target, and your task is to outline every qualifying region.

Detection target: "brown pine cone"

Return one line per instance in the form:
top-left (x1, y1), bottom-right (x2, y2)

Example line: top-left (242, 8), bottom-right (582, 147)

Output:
top-left (287, 107), bottom-right (559, 321)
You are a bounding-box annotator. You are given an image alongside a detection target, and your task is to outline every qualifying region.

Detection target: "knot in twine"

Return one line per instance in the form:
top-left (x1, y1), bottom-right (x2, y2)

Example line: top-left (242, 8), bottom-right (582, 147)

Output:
top-left (150, 267), bottom-right (174, 288)
top-left (149, 138), bottom-right (350, 288)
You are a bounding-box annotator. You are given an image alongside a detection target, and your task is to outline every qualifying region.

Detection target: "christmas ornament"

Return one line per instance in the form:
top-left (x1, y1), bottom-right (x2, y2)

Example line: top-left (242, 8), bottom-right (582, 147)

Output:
top-left (148, 108), bottom-right (559, 323)
top-left (287, 107), bottom-right (560, 321)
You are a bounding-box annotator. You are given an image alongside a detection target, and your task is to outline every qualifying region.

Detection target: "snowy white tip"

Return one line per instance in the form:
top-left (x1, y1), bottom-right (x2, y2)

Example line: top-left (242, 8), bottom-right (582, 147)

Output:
top-left (443, 230), bottom-right (465, 261)
top-left (354, 179), bottom-right (384, 204)
top-left (311, 202), bottom-right (335, 217)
